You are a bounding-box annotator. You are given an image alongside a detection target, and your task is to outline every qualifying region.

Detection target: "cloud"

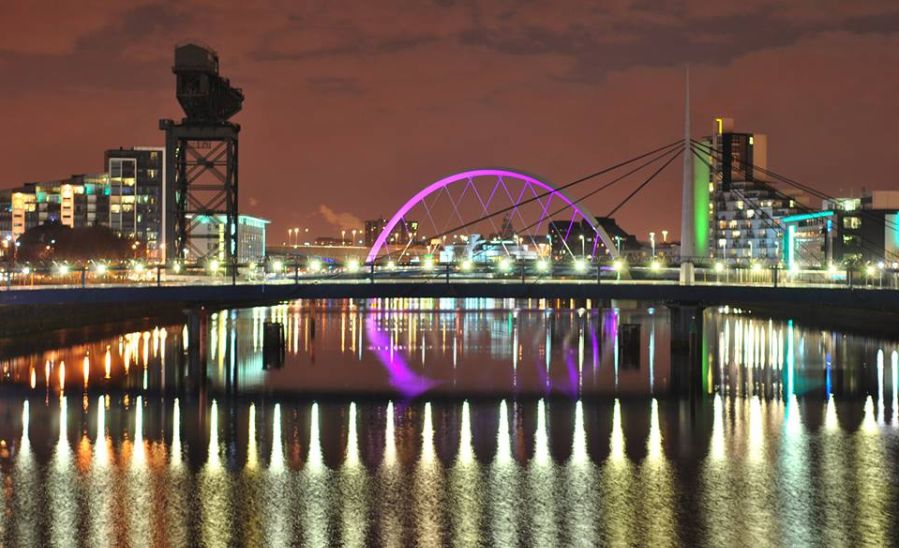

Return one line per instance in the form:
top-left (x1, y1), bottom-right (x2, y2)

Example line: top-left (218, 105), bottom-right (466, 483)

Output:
top-left (319, 205), bottom-right (362, 231)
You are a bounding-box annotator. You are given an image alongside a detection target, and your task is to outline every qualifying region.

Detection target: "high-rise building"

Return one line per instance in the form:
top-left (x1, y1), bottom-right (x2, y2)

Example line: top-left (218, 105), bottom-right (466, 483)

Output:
top-left (695, 117), bottom-right (804, 263)
top-left (104, 147), bottom-right (165, 259)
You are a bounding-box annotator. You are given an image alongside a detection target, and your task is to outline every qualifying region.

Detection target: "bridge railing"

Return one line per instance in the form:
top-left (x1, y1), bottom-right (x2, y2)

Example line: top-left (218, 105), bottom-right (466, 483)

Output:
top-left (2, 258), bottom-right (899, 291)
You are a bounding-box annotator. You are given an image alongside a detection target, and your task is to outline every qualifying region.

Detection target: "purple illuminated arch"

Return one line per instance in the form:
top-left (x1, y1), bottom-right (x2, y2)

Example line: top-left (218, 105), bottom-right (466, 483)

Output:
top-left (366, 168), bottom-right (618, 263)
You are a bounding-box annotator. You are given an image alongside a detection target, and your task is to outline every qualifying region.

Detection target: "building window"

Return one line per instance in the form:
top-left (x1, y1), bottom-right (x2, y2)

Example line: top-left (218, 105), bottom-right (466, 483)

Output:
top-left (843, 216), bottom-right (861, 229)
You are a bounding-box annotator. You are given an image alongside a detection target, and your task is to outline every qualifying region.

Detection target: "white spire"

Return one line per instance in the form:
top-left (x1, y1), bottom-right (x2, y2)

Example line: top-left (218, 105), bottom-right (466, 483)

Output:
top-left (679, 65), bottom-right (696, 284)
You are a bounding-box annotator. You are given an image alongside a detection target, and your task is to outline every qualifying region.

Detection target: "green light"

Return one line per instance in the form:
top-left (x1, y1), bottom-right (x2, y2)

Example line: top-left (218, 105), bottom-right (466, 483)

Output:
top-left (573, 258), bottom-right (587, 272)
top-left (693, 153), bottom-right (710, 256)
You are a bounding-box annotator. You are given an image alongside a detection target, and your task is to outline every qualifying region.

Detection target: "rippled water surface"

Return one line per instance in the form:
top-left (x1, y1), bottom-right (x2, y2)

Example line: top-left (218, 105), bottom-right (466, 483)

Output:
top-left (1, 298), bottom-right (898, 546)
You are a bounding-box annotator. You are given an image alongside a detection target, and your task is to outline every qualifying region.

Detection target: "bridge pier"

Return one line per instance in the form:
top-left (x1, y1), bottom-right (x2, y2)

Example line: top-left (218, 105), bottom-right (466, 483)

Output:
top-left (184, 307), bottom-right (208, 392)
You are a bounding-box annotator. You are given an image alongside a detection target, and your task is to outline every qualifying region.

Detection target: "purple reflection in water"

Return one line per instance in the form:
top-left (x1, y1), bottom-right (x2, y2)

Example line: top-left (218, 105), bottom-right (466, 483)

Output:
top-left (564, 348), bottom-right (579, 398)
top-left (365, 314), bottom-right (439, 398)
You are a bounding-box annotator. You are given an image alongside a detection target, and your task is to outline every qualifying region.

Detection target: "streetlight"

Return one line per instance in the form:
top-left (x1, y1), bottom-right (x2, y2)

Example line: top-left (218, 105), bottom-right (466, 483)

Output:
top-left (422, 257), bottom-right (435, 271)
top-left (460, 258), bottom-right (474, 272)
top-left (650, 259), bottom-right (662, 272)
top-left (579, 234), bottom-right (585, 257)
top-left (346, 258), bottom-right (360, 273)
top-left (308, 258), bottom-right (322, 273)
top-left (574, 257), bottom-right (587, 273)
top-left (649, 232), bottom-right (656, 257)
top-left (661, 230), bottom-right (668, 243)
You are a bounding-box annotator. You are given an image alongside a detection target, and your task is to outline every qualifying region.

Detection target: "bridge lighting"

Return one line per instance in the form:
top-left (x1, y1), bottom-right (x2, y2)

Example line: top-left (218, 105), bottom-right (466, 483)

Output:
top-left (714, 261), bottom-right (725, 273)
top-left (788, 263), bottom-right (800, 276)
top-left (750, 262), bottom-right (762, 273)
top-left (272, 259), bottom-right (284, 273)
top-left (308, 258), bottom-right (322, 273)
top-left (208, 259), bottom-right (220, 273)
top-left (573, 258), bottom-right (587, 273)
top-left (133, 262), bottom-right (145, 273)
top-left (172, 262), bottom-right (182, 274)
top-left (21, 266), bottom-right (31, 275)
top-left (57, 264), bottom-right (70, 276)
top-left (346, 258), bottom-right (360, 273)
top-left (386, 260), bottom-right (397, 270)
top-left (536, 258), bottom-right (549, 272)
top-left (828, 263), bottom-right (839, 277)
top-left (422, 257), bottom-right (435, 271)
top-left (95, 263), bottom-right (108, 275)
top-left (650, 259), bottom-right (662, 272)
top-left (612, 259), bottom-right (625, 272)
top-left (460, 259), bottom-right (474, 272)
top-left (498, 257), bottom-right (512, 273)
top-left (865, 264), bottom-right (876, 276)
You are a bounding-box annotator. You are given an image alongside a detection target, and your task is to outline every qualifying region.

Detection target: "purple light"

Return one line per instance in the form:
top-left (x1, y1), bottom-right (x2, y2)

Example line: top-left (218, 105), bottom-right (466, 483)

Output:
top-left (366, 168), bottom-right (614, 263)
top-left (365, 315), bottom-right (438, 398)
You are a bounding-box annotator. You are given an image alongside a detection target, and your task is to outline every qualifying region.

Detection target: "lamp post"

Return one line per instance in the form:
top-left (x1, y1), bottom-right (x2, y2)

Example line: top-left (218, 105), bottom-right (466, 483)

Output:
top-left (661, 230), bottom-right (668, 243)
top-left (649, 232), bottom-right (656, 257)
top-left (579, 234), bottom-right (585, 258)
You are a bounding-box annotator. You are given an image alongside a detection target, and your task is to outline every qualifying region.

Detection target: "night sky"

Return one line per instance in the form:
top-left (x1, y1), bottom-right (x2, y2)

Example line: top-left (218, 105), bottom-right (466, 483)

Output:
top-left (2, 1), bottom-right (898, 243)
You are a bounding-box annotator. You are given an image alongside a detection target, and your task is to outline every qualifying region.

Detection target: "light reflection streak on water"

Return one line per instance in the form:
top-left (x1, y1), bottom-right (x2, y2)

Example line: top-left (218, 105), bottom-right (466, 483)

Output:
top-left (893, 351), bottom-right (898, 425)
top-left (340, 402), bottom-right (367, 548)
top-left (49, 397), bottom-right (74, 547)
top-left (450, 400), bottom-right (480, 546)
top-left (128, 396), bottom-right (151, 547)
top-left (856, 395), bottom-right (888, 545)
top-left (490, 400), bottom-right (517, 546)
top-left (415, 402), bottom-right (442, 547)
top-left (877, 349), bottom-right (885, 424)
top-left (89, 395), bottom-right (111, 547)
top-left (201, 399), bottom-right (230, 547)
top-left (527, 399), bottom-right (557, 546)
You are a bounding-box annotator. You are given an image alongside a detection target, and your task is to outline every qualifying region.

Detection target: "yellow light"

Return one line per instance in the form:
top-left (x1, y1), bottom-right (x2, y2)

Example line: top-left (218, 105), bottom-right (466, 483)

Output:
top-left (346, 258), bottom-right (360, 272)
top-left (574, 258), bottom-right (587, 272)
top-left (650, 260), bottom-right (662, 272)
top-left (828, 263), bottom-right (839, 276)
top-left (498, 257), bottom-right (512, 272)
top-left (308, 258), bottom-right (321, 273)
top-left (788, 263), bottom-right (800, 275)
top-left (386, 260), bottom-right (396, 270)
top-left (536, 258), bottom-right (549, 272)
top-left (172, 262), bottom-right (182, 274)
top-left (208, 259), bottom-right (220, 272)
top-left (22, 266), bottom-right (31, 275)
top-left (57, 264), bottom-right (70, 275)
top-left (133, 262), bottom-right (145, 273)
top-left (714, 261), bottom-right (724, 273)
top-left (272, 259), bottom-right (284, 272)
top-left (460, 259), bottom-right (473, 272)
top-left (612, 259), bottom-right (624, 272)
top-left (422, 257), bottom-right (435, 271)
top-left (865, 264), bottom-right (875, 276)
top-left (751, 262), bottom-right (762, 272)
top-left (95, 263), bottom-right (107, 275)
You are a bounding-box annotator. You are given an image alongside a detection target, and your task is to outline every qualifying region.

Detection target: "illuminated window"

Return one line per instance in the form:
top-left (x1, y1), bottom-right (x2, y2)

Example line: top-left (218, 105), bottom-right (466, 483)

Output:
top-left (735, 201), bottom-right (744, 210)
top-left (843, 216), bottom-right (861, 229)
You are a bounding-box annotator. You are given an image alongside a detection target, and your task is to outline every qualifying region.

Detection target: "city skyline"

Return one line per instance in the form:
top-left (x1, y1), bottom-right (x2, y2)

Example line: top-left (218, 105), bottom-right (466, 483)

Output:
top-left (2, 1), bottom-right (899, 240)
